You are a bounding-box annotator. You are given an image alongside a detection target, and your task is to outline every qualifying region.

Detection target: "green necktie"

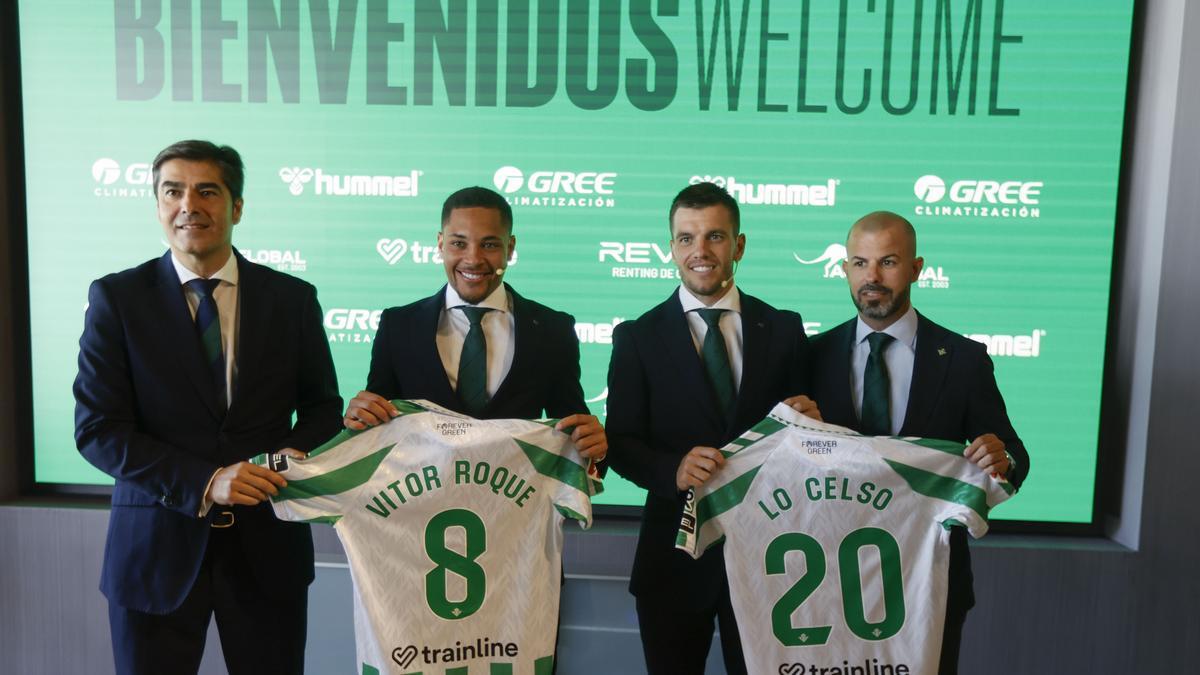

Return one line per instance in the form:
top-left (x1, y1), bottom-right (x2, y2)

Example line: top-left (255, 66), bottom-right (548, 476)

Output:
top-left (457, 306), bottom-right (491, 417)
top-left (697, 308), bottom-right (735, 424)
top-left (861, 331), bottom-right (895, 436)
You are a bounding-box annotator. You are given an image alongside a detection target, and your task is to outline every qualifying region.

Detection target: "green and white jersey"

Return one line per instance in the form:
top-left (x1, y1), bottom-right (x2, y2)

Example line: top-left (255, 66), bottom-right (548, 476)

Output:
top-left (254, 400), bottom-right (599, 675)
top-left (677, 403), bottom-right (1014, 675)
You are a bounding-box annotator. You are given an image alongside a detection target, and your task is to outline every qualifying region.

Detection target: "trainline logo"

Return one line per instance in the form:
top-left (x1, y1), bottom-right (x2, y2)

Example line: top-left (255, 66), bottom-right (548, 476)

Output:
top-left (913, 174), bottom-right (1042, 219)
top-left (91, 158), bottom-right (153, 198)
top-left (689, 175), bottom-right (838, 207)
top-left (393, 637), bottom-right (519, 668)
top-left (279, 167), bottom-right (421, 197)
top-left (492, 166), bottom-right (617, 208)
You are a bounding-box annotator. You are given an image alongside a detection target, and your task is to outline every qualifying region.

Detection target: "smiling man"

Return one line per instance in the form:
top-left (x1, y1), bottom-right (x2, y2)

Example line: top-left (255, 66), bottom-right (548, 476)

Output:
top-left (809, 210), bottom-right (1029, 674)
top-left (73, 140), bottom-right (343, 674)
top-left (605, 181), bottom-right (818, 674)
top-left (345, 185), bottom-right (606, 458)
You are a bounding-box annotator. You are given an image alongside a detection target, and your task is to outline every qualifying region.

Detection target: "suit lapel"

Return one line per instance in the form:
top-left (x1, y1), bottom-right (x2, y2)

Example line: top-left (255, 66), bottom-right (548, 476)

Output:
top-left (734, 295), bottom-right (769, 429)
top-left (230, 252), bottom-right (267, 416)
top-left (654, 294), bottom-right (722, 426)
top-left (154, 252), bottom-right (224, 420)
top-left (901, 313), bottom-right (951, 435)
top-left (417, 288), bottom-right (458, 405)
top-left (489, 285), bottom-right (534, 413)
top-left (827, 320), bottom-right (859, 428)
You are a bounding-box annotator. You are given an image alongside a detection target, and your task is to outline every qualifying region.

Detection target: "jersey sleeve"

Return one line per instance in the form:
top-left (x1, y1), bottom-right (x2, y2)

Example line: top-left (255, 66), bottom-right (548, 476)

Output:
top-left (511, 424), bottom-right (598, 530)
top-left (252, 427), bottom-right (396, 524)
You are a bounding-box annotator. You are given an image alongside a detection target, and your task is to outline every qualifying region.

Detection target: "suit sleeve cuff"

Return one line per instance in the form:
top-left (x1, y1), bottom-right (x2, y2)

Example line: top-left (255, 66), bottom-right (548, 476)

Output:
top-left (197, 469), bottom-right (221, 517)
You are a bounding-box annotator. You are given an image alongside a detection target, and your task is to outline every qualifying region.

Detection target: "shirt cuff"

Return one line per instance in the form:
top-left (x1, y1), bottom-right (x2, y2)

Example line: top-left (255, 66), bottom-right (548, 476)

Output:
top-left (197, 469), bottom-right (221, 517)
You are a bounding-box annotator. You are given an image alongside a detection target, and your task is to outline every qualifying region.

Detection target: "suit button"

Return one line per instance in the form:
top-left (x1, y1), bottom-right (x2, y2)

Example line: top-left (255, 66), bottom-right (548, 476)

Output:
top-left (160, 494), bottom-right (177, 508)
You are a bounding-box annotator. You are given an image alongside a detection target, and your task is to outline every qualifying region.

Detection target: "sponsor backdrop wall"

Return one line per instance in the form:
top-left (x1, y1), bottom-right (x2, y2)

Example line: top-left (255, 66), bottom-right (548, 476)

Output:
top-left (19, 0), bottom-right (1133, 523)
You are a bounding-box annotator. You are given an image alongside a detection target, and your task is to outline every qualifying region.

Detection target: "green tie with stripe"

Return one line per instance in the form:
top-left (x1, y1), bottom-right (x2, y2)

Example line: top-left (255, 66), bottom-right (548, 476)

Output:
top-left (457, 306), bottom-right (492, 417)
top-left (861, 331), bottom-right (895, 435)
top-left (186, 278), bottom-right (225, 408)
top-left (697, 308), bottom-right (735, 425)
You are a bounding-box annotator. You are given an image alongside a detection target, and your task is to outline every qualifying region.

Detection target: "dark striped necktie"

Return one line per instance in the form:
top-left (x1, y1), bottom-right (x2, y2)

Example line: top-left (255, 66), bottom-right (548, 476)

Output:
top-left (186, 278), bottom-right (226, 408)
top-left (697, 308), bottom-right (735, 425)
top-left (457, 306), bottom-right (492, 417)
top-left (861, 331), bottom-right (895, 435)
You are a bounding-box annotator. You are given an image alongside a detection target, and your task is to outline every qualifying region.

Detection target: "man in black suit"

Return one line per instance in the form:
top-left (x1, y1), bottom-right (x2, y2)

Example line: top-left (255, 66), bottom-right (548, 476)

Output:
top-left (605, 182), bottom-right (818, 675)
top-left (809, 210), bottom-right (1029, 674)
top-left (74, 140), bottom-right (343, 674)
top-left (342, 185), bottom-right (606, 459)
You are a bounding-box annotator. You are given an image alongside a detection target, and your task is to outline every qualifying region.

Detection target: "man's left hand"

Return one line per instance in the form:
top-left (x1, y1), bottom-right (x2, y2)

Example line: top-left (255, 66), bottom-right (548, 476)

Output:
top-left (965, 433), bottom-right (1009, 476)
top-left (783, 394), bottom-right (822, 421)
top-left (556, 414), bottom-right (608, 461)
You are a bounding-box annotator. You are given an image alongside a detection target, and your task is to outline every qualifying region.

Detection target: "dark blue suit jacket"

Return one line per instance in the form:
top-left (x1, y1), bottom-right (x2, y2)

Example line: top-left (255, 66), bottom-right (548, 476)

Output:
top-left (605, 290), bottom-right (811, 609)
top-left (73, 251), bottom-right (343, 614)
top-left (809, 311), bottom-right (1029, 609)
top-left (365, 284), bottom-right (588, 419)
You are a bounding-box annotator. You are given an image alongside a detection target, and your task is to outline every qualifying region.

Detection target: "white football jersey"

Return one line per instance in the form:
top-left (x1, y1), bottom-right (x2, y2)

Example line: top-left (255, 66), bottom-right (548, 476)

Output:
top-left (677, 403), bottom-right (1013, 675)
top-left (255, 400), bottom-right (599, 675)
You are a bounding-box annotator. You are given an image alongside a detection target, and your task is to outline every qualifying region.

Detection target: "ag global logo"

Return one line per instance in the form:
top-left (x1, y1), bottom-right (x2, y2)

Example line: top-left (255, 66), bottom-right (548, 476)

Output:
top-left (913, 174), bottom-right (1042, 219)
top-left (492, 166), bottom-right (617, 208)
top-left (92, 158), bottom-right (153, 198)
top-left (793, 242), bottom-right (951, 289)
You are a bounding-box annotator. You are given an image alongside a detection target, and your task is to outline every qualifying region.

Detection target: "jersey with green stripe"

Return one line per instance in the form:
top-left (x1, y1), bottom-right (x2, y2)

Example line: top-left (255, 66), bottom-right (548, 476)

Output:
top-left (254, 400), bottom-right (599, 675)
top-left (677, 403), bottom-right (1013, 675)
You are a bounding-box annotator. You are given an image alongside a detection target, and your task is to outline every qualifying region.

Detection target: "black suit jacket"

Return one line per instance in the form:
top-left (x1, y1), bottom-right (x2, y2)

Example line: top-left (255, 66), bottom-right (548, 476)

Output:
top-left (73, 251), bottom-right (343, 614)
top-left (366, 284), bottom-right (588, 419)
top-left (809, 311), bottom-right (1029, 607)
top-left (605, 290), bottom-right (811, 608)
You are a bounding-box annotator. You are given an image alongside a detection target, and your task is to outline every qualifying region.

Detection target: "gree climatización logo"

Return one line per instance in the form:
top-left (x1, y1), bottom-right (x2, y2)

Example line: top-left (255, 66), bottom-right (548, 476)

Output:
top-left (279, 167), bottom-right (421, 197)
top-left (92, 158), bottom-right (153, 198)
top-left (492, 166), bottom-right (616, 208)
top-left (913, 175), bottom-right (1042, 219)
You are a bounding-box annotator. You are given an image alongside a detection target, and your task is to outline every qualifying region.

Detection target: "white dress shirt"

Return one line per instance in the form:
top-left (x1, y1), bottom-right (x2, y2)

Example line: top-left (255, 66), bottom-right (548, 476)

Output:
top-left (171, 252), bottom-right (239, 407)
top-left (437, 284), bottom-right (516, 397)
top-left (678, 284), bottom-right (744, 394)
top-left (850, 306), bottom-right (918, 435)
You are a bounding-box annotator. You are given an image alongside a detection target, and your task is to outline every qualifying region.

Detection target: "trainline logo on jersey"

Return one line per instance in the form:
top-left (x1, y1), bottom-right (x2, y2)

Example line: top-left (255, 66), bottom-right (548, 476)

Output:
top-left (492, 166), bottom-right (617, 208)
top-left (689, 175), bottom-right (838, 207)
top-left (279, 167), bottom-right (421, 197)
top-left (965, 329), bottom-right (1047, 357)
top-left (241, 249), bottom-right (307, 272)
top-left (91, 158), bottom-right (153, 198)
top-left (913, 174), bottom-right (1042, 219)
top-left (393, 638), bottom-right (519, 669)
top-left (324, 308), bottom-right (382, 344)
top-left (792, 243), bottom-right (951, 289)
top-left (598, 241), bottom-right (680, 280)
top-left (778, 659), bottom-right (912, 675)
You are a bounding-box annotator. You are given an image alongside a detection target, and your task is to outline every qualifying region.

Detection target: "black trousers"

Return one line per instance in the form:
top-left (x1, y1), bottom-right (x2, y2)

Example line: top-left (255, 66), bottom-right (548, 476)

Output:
top-left (635, 581), bottom-right (747, 675)
top-left (108, 525), bottom-right (308, 675)
top-left (938, 527), bottom-right (975, 675)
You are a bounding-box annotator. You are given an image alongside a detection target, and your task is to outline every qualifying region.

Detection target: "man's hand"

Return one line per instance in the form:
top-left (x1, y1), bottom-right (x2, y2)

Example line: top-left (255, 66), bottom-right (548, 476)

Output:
top-left (344, 390), bottom-right (399, 430)
top-left (556, 414), bottom-right (608, 461)
top-left (965, 433), bottom-right (1009, 477)
top-left (206, 462), bottom-right (287, 506)
top-left (676, 446), bottom-right (726, 492)
top-left (783, 394), bottom-right (822, 421)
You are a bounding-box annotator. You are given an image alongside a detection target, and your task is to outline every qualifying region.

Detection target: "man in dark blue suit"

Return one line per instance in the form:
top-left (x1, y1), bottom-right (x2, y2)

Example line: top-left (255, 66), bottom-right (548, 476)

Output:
top-left (808, 211), bottom-right (1029, 675)
top-left (342, 186), bottom-right (606, 458)
top-left (74, 140), bottom-right (342, 675)
top-left (605, 182), bottom-right (818, 674)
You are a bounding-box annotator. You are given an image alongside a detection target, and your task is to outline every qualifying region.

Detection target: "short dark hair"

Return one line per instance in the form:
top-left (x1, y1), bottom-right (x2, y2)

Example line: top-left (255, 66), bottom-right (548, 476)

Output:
top-left (152, 140), bottom-right (245, 202)
top-left (441, 186), bottom-right (514, 232)
top-left (669, 182), bottom-right (740, 235)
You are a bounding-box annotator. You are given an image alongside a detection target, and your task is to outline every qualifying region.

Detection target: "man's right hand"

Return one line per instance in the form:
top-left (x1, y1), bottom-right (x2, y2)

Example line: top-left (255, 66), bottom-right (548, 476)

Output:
top-left (206, 462), bottom-right (287, 506)
top-left (343, 390), bottom-right (400, 430)
top-left (676, 446), bottom-right (726, 492)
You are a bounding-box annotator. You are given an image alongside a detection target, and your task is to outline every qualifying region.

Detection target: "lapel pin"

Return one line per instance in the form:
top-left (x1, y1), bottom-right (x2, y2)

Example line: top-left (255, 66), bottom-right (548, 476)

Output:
top-left (938, 347), bottom-right (947, 356)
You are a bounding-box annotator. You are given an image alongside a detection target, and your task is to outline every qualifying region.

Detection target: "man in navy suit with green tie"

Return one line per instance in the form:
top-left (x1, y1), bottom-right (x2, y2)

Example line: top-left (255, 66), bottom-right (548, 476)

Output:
top-left (74, 140), bottom-right (342, 674)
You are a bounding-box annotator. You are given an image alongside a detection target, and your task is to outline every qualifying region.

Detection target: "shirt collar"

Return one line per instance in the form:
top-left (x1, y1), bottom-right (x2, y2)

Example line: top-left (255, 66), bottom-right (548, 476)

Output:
top-left (444, 283), bottom-right (510, 314)
top-left (855, 305), bottom-right (917, 348)
top-left (171, 251), bottom-right (239, 287)
top-left (678, 284), bottom-right (742, 315)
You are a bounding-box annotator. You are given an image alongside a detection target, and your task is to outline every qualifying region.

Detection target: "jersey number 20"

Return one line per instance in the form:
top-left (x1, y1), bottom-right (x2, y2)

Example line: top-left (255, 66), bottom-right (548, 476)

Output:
top-left (767, 527), bottom-right (905, 645)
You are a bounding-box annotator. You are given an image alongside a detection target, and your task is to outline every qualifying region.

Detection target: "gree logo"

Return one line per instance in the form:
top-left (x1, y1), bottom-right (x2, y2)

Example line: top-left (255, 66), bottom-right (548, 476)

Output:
top-left (914, 174), bottom-right (1042, 205)
top-left (493, 166), bottom-right (616, 195)
top-left (91, 158), bottom-right (152, 186)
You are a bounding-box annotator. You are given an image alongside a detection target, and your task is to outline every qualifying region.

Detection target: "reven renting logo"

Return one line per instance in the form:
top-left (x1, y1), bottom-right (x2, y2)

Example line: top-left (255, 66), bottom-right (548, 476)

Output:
top-left (913, 174), bottom-right (1042, 219)
top-left (689, 175), bottom-right (838, 207)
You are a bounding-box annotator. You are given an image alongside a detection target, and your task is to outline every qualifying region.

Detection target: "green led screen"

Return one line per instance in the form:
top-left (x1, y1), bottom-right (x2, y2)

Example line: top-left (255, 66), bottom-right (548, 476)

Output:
top-left (19, 0), bottom-right (1135, 523)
